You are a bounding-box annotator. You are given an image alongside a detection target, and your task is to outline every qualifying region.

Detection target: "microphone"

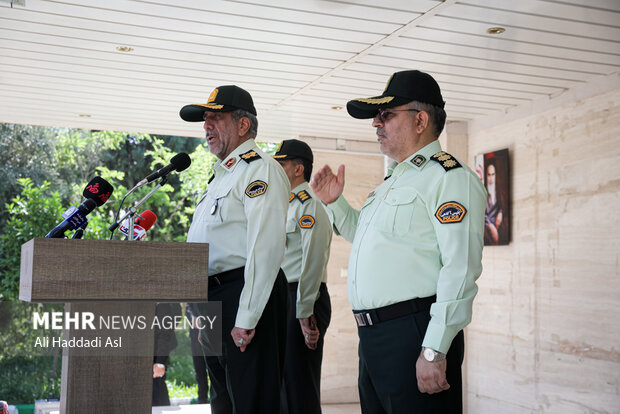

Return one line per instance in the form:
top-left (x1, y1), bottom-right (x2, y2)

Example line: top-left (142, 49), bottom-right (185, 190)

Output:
top-left (45, 177), bottom-right (114, 238)
top-left (119, 210), bottom-right (157, 241)
top-left (134, 153), bottom-right (191, 188)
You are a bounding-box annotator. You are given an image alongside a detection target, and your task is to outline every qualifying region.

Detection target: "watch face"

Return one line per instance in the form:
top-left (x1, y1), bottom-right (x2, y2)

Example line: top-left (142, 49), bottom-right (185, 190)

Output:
top-left (423, 348), bottom-right (435, 361)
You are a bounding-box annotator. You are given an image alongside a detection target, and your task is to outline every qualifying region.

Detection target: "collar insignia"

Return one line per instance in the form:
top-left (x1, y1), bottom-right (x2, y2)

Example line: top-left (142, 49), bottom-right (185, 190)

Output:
top-left (224, 157), bottom-right (236, 169)
top-left (412, 154), bottom-right (426, 167)
top-left (289, 192), bottom-right (295, 203)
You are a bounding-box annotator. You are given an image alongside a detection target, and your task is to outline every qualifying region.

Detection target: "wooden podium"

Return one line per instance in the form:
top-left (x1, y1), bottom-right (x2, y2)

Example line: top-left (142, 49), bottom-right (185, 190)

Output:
top-left (19, 238), bottom-right (209, 414)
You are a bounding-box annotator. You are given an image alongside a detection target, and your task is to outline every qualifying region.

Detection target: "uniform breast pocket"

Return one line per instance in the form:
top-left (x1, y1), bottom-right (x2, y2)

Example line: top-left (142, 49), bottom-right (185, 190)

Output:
top-left (202, 185), bottom-right (233, 224)
top-left (375, 188), bottom-right (418, 236)
top-left (286, 219), bottom-right (297, 234)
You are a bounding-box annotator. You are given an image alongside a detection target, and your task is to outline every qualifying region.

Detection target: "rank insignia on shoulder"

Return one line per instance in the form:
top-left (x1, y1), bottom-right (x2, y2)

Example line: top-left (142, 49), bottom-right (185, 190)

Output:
top-left (435, 201), bottom-right (467, 224)
top-left (296, 190), bottom-right (311, 203)
top-left (299, 215), bottom-right (315, 229)
top-left (240, 150), bottom-right (261, 163)
top-left (289, 192), bottom-right (295, 203)
top-left (411, 154), bottom-right (426, 167)
top-left (245, 180), bottom-right (268, 198)
top-left (431, 151), bottom-right (462, 171)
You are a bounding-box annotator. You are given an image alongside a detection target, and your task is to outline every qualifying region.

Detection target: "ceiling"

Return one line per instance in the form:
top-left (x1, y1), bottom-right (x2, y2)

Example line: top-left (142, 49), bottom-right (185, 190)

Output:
top-left (1, 0), bottom-right (619, 153)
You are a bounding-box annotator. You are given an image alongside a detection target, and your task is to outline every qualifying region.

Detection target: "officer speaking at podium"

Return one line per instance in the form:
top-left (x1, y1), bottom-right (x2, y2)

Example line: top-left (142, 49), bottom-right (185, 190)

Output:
top-left (180, 84), bottom-right (290, 414)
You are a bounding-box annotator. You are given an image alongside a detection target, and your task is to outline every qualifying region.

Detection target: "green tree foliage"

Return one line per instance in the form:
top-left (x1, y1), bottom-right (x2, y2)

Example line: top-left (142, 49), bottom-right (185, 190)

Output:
top-left (0, 125), bottom-right (215, 301)
top-left (0, 125), bottom-right (292, 404)
top-left (0, 179), bottom-right (65, 301)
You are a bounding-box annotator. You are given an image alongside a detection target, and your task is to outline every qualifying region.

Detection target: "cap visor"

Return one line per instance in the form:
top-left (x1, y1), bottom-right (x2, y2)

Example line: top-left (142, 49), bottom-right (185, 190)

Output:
top-left (179, 104), bottom-right (234, 122)
top-left (346, 96), bottom-right (410, 119)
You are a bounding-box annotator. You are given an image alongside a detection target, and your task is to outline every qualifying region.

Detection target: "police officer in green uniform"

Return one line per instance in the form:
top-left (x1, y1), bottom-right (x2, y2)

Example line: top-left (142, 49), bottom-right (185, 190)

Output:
top-left (273, 139), bottom-right (332, 414)
top-left (180, 85), bottom-right (290, 414)
top-left (311, 70), bottom-right (486, 413)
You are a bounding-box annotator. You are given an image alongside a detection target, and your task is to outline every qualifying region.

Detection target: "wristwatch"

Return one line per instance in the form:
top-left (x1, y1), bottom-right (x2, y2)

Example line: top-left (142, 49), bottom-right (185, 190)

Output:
top-left (422, 347), bottom-right (446, 362)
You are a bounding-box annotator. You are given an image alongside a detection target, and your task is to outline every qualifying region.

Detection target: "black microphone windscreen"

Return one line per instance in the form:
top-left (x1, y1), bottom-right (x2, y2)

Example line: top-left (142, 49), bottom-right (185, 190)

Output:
top-left (170, 153), bottom-right (191, 172)
top-left (83, 176), bottom-right (114, 207)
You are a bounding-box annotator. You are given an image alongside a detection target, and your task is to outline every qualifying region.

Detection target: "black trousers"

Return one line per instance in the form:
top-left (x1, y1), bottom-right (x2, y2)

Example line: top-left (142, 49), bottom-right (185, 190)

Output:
top-left (203, 268), bottom-right (289, 414)
top-left (281, 282), bottom-right (331, 414)
top-left (190, 326), bottom-right (209, 403)
top-left (152, 375), bottom-right (170, 407)
top-left (357, 302), bottom-right (464, 414)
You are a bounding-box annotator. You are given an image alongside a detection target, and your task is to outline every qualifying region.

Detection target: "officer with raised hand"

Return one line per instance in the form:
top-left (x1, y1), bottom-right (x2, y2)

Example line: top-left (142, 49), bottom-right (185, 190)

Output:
top-left (180, 85), bottom-right (290, 414)
top-left (311, 70), bottom-right (486, 413)
top-left (273, 139), bottom-right (332, 414)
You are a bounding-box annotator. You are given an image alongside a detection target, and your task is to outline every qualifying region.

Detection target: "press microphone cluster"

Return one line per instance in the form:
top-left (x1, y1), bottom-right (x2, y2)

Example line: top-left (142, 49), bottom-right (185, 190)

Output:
top-left (119, 210), bottom-right (157, 241)
top-left (45, 177), bottom-right (114, 238)
top-left (134, 152), bottom-right (191, 189)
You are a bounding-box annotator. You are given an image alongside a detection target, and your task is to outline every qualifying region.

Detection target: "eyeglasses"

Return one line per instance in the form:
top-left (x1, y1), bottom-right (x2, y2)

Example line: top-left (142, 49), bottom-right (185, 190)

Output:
top-left (376, 108), bottom-right (420, 123)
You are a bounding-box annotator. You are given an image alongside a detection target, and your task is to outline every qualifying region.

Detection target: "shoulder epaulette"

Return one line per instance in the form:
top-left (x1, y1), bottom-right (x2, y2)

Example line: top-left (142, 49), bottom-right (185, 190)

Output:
top-left (296, 190), bottom-right (311, 203)
top-left (240, 149), bottom-right (262, 163)
top-left (430, 151), bottom-right (462, 171)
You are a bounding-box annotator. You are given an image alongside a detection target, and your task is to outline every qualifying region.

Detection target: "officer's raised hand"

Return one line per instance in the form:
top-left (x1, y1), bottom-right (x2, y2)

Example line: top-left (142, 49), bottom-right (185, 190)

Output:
top-left (311, 164), bottom-right (345, 205)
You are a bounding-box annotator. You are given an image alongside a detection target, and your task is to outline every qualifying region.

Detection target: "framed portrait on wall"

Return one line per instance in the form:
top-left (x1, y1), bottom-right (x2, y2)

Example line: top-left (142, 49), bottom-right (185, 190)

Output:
top-left (474, 148), bottom-right (511, 245)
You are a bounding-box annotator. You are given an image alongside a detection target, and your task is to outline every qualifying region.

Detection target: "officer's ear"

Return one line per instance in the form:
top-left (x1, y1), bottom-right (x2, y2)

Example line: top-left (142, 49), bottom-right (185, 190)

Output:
top-left (294, 162), bottom-right (305, 178)
top-left (414, 110), bottom-right (430, 135)
top-left (237, 115), bottom-right (251, 137)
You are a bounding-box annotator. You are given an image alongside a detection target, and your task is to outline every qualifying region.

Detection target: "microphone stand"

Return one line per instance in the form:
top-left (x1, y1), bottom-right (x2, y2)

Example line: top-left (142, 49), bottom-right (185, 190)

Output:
top-left (71, 222), bottom-right (89, 239)
top-left (108, 176), bottom-right (168, 240)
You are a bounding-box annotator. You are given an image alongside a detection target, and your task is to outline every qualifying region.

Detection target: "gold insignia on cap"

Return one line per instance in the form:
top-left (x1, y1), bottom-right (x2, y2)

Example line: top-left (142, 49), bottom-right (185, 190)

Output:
top-left (275, 142), bottom-right (283, 153)
top-left (412, 154), bottom-right (426, 167)
top-left (208, 88), bottom-right (219, 103)
top-left (354, 96), bottom-right (395, 105)
top-left (384, 74), bottom-right (394, 91)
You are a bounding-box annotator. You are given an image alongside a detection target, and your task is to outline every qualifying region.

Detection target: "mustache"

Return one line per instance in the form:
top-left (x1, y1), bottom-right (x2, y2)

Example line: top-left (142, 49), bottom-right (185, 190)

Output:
top-left (205, 131), bottom-right (217, 139)
top-left (376, 128), bottom-right (385, 136)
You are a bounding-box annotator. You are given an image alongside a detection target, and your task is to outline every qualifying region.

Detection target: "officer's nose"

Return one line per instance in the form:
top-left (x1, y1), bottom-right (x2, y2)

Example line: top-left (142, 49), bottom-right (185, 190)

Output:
top-left (372, 115), bottom-right (383, 128)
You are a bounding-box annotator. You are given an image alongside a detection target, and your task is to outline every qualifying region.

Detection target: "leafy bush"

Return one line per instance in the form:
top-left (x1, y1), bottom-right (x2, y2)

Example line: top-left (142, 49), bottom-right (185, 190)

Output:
top-left (0, 356), bottom-right (62, 403)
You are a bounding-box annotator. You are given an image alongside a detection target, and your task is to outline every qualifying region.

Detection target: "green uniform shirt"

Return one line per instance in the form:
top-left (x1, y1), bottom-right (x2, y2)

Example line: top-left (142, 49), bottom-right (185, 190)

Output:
top-left (187, 139), bottom-right (290, 329)
top-left (281, 182), bottom-right (332, 318)
top-left (327, 140), bottom-right (486, 353)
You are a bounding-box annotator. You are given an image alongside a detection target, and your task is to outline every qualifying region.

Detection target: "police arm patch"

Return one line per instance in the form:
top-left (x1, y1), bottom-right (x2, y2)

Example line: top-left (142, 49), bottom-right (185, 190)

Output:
top-left (435, 202), bottom-right (467, 224)
top-left (245, 180), bottom-right (268, 198)
top-left (299, 215), bottom-right (315, 229)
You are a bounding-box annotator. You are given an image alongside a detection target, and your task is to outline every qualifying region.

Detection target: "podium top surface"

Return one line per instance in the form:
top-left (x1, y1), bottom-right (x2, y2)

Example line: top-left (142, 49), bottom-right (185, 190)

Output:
top-left (19, 238), bottom-right (209, 302)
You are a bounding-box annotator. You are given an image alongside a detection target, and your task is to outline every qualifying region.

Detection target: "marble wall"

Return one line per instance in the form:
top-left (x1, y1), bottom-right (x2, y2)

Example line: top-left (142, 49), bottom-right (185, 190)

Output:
top-left (465, 87), bottom-right (620, 413)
